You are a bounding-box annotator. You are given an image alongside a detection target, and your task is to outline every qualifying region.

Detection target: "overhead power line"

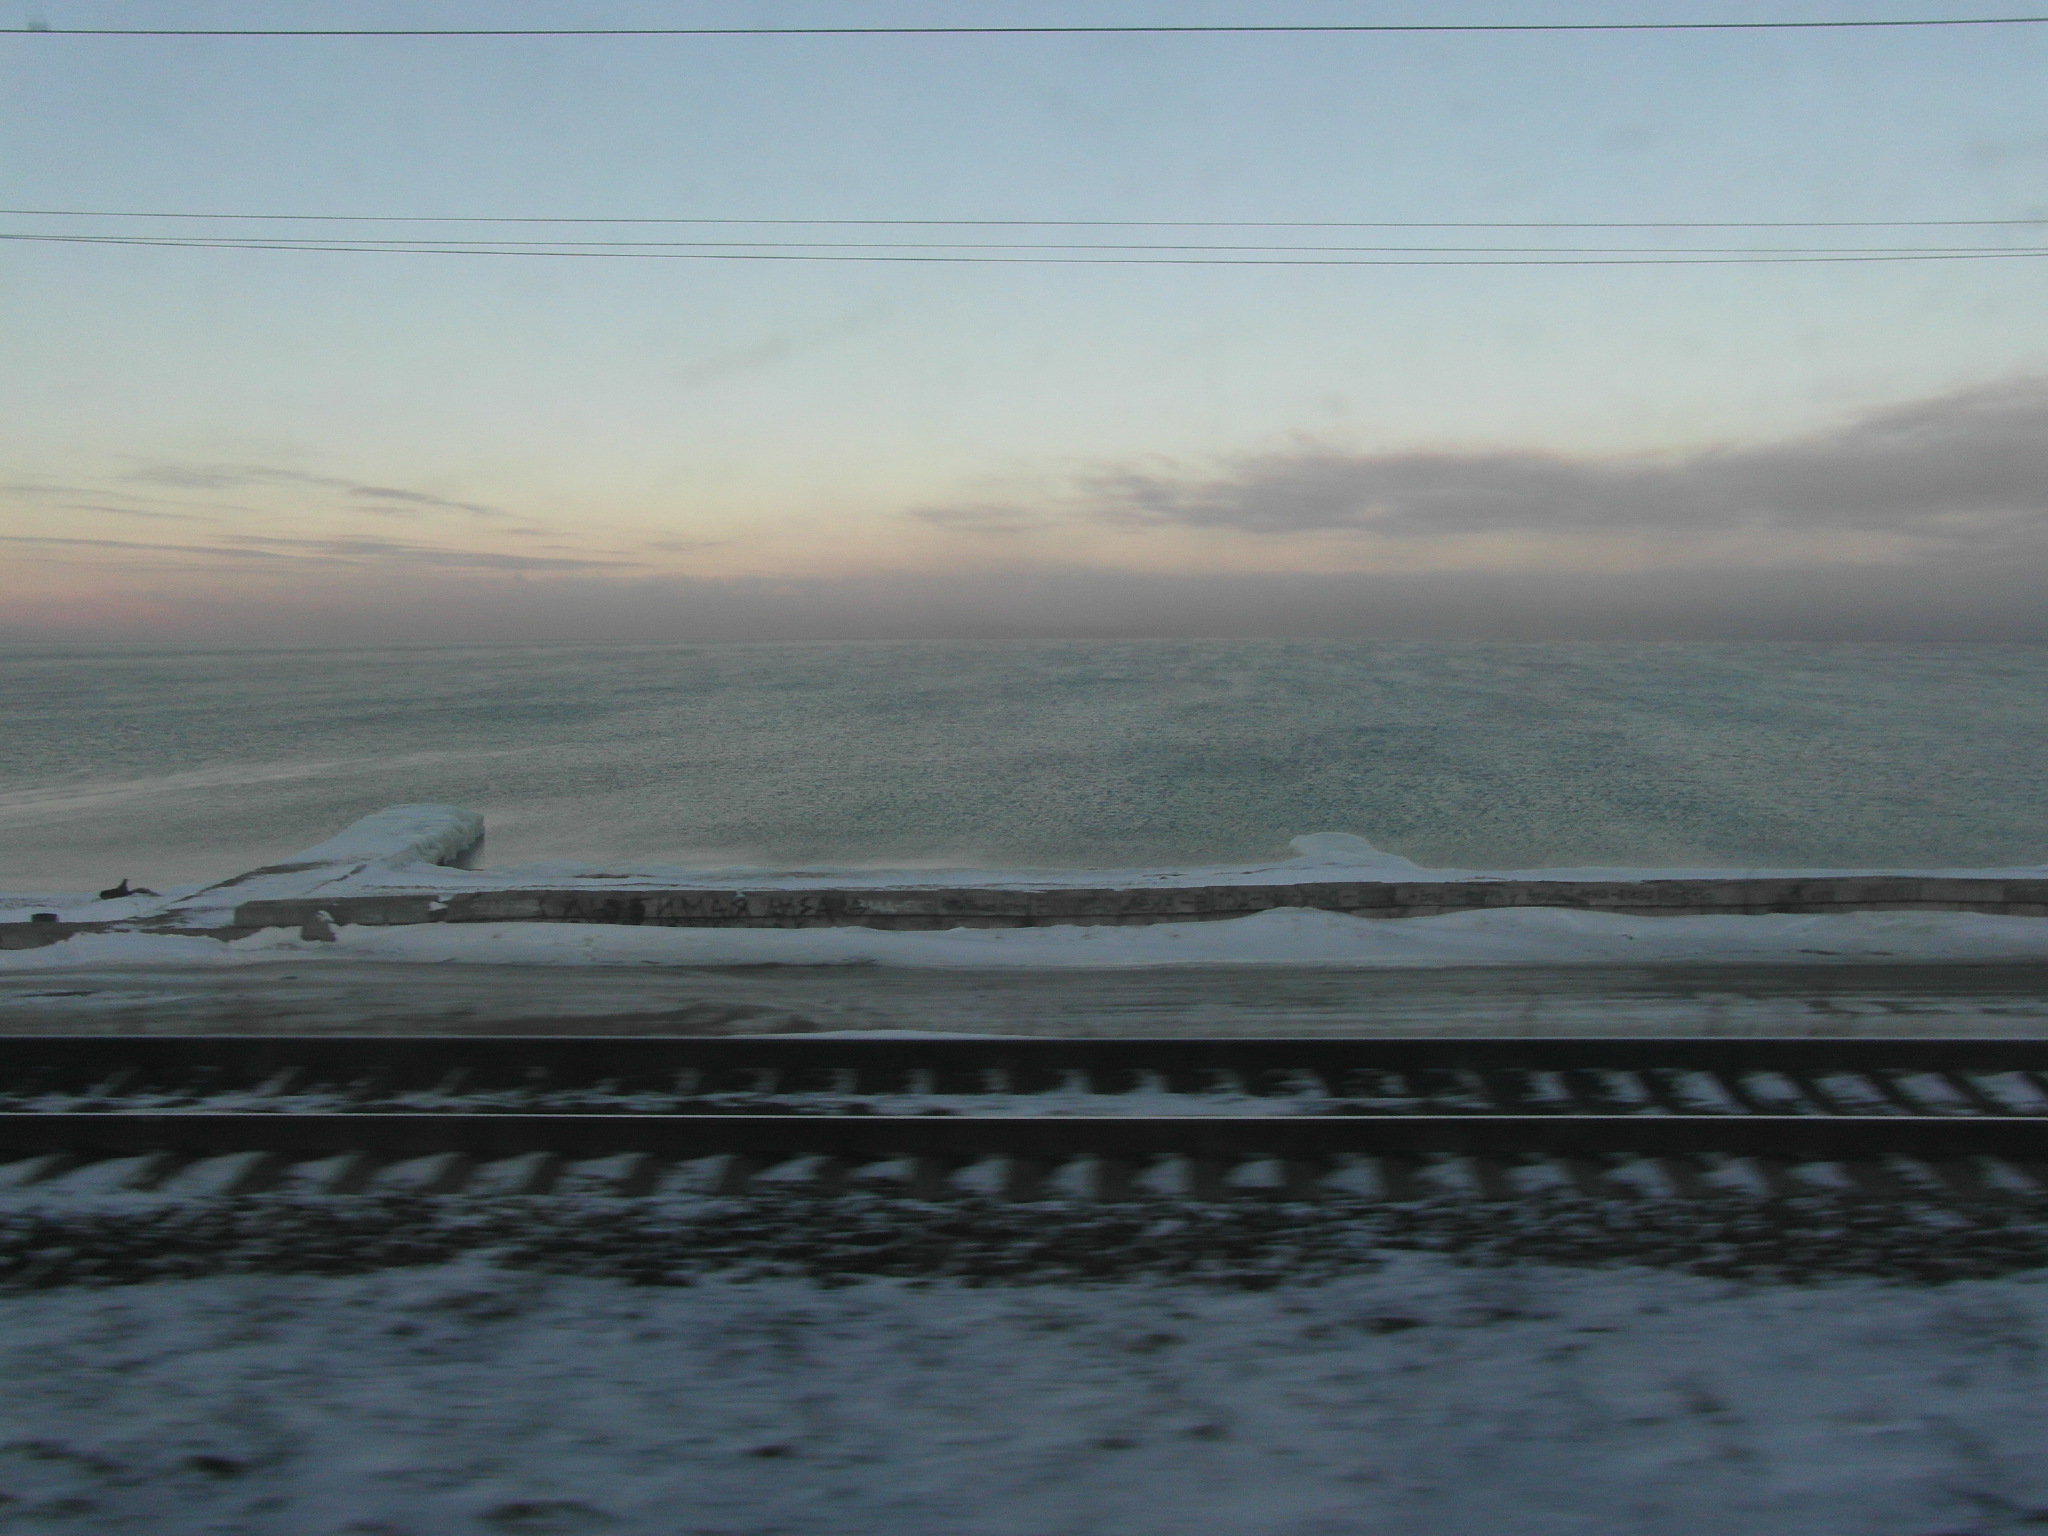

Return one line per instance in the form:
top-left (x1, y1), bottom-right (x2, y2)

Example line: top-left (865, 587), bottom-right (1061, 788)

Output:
top-left (3, 233), bottom-right (2038, 255)
top-left (7, 15), bottom-right (2048, 35)
top-left (8, 232), bottom-right (2047, 265)
top-left (5, 209), bottom-right (2046, 230)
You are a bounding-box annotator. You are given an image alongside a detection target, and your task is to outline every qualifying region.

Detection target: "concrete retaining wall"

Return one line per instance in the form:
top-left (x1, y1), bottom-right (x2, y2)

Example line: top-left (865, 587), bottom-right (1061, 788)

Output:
top-left (8, 877), bottom-right (2042, 950)
top-left (228, 876), bottom-right (2048, 934)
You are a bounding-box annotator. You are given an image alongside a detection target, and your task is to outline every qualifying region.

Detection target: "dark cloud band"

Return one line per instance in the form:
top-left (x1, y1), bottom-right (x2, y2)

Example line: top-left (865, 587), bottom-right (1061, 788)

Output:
top-left (997, 378), bottom-right (2048, 548)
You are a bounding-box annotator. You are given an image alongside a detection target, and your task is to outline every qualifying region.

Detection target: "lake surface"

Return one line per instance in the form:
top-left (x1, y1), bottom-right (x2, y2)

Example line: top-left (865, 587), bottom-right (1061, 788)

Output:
top-left (4, 639), bottom-right (2044, 893)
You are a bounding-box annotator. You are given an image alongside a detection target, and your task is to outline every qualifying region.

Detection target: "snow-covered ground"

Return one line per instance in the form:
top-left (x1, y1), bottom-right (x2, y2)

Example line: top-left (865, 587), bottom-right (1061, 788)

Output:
top-left (2, 1257), bottom-right (2045, 1534)
top-left (10, 904), bottom-right (2048, 976)
top-left (0, 805), bottom-right (490, 927)
top-left (11, 955), bottom-right (2047, 1038)
top-left (8, 809), bottom-right (2046, 924)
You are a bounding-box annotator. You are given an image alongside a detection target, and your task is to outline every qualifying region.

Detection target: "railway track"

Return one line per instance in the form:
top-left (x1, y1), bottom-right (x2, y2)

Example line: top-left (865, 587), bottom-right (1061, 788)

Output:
top-left (1, 1035), bottom-right (2044, 1202)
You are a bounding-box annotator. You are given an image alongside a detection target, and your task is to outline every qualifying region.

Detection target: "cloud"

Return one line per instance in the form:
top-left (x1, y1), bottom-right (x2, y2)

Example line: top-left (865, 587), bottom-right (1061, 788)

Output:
top-left (120, 466), bottom-right (245, 491)
top-left (0, 534), bottom-right (288, 558)
top-left (1052, 378), bottom-right (2048, 551)
top-left (0, 480), bottom-right (87, 499)
top-left (16, 379), bottom-right (2048, 643)
top-left (4, 479), bottom-right (227, 522)
top-left (120, 463), bottom-right (511, 519)
top-left (211, 532), bottom-right (632, 571)
top-left (344, 485), bottom-right (507, 517)
top-left (670, 305), bottom-right (892, 391)
top-left (226, 534), bottom-right (629, 571)
top-left (910, 504), bottom-right (1052, 536)
top-left (0, 532), bottom-right (630, 572)
top-left (63, 504), bottom-right (215, 522)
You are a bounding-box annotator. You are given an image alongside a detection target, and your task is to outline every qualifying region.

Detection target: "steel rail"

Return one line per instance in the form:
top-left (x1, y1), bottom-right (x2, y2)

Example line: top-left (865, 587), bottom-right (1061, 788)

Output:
top-left (6, 1034), bottom-right (2048, 1085)
top-left (0, 1111), bottom-right (2043, 1162)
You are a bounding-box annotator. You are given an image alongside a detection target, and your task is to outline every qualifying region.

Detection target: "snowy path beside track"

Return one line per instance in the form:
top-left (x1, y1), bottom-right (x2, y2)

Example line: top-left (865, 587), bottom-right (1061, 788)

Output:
top-left (8, 958), bottom-right (2048, 1038)
top-left (2, 1257), bottom-right (2045, 1535)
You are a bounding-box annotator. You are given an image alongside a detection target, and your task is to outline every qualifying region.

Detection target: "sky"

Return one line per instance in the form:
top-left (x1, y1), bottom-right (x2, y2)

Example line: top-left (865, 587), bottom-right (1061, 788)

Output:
top-left (4, 0), bottom-right (2048, 642)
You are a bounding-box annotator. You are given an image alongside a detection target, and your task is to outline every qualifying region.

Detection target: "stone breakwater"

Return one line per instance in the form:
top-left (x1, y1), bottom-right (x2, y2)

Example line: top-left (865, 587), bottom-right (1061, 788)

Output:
top-left (228, 876), bottom-right (2048, 935)
top-left (4, 805), bottom-right (2045, 951)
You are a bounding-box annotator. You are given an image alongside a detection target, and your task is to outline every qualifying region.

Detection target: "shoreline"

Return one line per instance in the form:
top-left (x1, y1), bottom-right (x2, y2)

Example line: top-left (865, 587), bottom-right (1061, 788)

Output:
top-left (7, 806), bottom-right (2047, 972)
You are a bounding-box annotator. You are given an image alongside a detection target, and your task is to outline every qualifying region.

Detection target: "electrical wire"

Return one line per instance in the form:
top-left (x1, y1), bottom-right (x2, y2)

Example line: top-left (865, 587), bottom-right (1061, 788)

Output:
top-left (8, 231), bottom-right (2046, 264)
top-left (7, 16), bottom-right (2048, 35)
top-left (2, 233), bottom-right (2036, 254)
top-left (5, 209), bottom-right (2047, 229)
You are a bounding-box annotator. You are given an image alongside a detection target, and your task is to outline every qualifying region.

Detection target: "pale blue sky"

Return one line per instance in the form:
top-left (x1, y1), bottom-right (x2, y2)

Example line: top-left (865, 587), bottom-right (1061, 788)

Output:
top-left (4, 0), bottom-right (2047, 638)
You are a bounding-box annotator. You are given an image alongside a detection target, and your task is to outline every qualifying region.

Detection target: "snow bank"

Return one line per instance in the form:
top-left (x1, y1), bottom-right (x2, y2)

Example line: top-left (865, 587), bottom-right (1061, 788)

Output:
top-left (10, 904), bottom-right (2048, 973)
top-left (1284, 831), bottom-right (1428, 872)
top-left (13, 806), bottom-right (485, 926)
top-left (274, 803), bottom-right (484, 872)
top-left (99, 814), bottom-right (2031, 901)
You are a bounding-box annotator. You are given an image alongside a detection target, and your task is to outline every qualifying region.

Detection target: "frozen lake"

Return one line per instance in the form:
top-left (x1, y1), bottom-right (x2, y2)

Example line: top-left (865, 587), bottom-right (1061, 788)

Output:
top-left (8, 639), bottom-right (2046, 892)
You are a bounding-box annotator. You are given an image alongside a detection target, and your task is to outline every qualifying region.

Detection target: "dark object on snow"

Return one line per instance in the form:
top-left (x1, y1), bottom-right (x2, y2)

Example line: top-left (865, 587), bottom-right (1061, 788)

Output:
top-left (29, 913), bottom-right (58, 924)
top-left (97, 879), bottom-right (158, 901)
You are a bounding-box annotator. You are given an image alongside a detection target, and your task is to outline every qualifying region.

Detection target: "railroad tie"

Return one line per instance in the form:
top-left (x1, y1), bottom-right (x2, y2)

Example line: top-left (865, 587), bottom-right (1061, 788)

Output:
top-left (0, 1035), bottom-right (2043, 1206)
